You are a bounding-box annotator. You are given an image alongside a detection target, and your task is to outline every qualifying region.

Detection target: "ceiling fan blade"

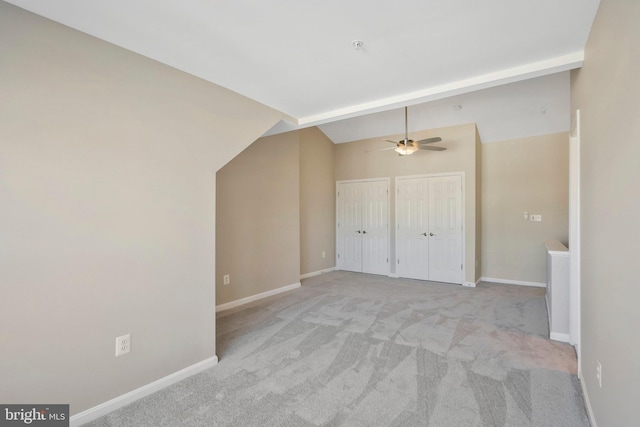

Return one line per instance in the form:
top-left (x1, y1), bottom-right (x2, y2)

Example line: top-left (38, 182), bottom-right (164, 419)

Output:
top-left (366, 147), bottom-right (399, 153)
top-left (378, 108), bottom-right (446, 156)
top-left (416, 137), bottom-right (442, 145)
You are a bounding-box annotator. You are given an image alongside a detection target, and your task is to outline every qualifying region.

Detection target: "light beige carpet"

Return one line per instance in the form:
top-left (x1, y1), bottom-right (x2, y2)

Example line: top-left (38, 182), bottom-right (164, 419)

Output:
top-left (85, 271), bottom-right (589, 426)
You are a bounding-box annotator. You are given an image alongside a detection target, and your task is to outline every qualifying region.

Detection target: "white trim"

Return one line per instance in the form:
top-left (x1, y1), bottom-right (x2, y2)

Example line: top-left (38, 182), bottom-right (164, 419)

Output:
top-left (336, 177), bottom-right (391, 184)
top-left (216, 282), bottom-right (301, 312)
top-left (549, 332), bottom-right (570, 343)
top-left (388, 273), bottom-right (400, 278)
top-left (462, 279), bottom-right (480, 288)
top-left (569, 109), bottom-right (582, 356)
top-left (69, 356), bottom-right (218, 426)
top-left (300, 267), bottom-right (336, 280)
top-left (395, 172), bottom-right (467, 180)
top-left (579, 368), bottom-right (597, 427)
top-left (479, 277), bottom-right (546, 288)
top-left (296, 52), bottom-right (584, 127)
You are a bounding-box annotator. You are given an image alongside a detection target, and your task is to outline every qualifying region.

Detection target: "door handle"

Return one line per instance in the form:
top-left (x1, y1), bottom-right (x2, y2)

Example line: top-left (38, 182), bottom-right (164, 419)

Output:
top-left (420, 232), bottom-right (427, 236)
top-left (356, 230), bottom-right (361, 234)
top-left (362, 230), bottom-right (367, 234)
top-left (429, 233), bottom-right (435, 236)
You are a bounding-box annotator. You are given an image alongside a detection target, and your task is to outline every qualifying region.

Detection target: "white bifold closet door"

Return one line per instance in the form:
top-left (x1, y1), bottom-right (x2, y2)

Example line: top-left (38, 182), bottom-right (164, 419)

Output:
top-left (336, 180), bottom-right (389, 275)
top-left (396, 175), bottom-right (463, 284)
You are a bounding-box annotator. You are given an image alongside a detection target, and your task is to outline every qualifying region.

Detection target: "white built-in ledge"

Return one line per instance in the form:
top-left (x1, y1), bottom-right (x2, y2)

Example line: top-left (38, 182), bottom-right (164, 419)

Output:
top-left (546, 240), bottom-right (570, 256)
top-left (545, 240), bottom-right (570, 342)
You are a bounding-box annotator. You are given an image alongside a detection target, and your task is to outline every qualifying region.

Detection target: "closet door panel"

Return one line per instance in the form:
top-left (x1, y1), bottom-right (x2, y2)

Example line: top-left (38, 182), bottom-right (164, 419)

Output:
top-left (336, 182), bottom-right (363, 272)
top-left (337, 180), bottom-right (389, 275)
top-left (362, 180), bottom-right (389, 275)
top-left (396, 178), bottom-right (429, 280)
top-left (428, 175), bottom-right (463, 284)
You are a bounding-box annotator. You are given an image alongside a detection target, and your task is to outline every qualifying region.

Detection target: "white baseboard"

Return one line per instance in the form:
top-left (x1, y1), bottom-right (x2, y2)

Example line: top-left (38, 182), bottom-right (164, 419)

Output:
top-left (216, 282), bottom-right (301, 312)
top-left (300, 267), bottom-right (336, 280)
top-left (578, 367), bottom-right (597, 427)
top-left (388, 273), bottom-right (399, 278)
top-left (550, 332), bottom-right (571, 343)
top-left (480, 276), bottom-right (546, 288)
top-left (70, 355), bottom-right (218, 426)
top-left (462, 280), bottom-right (478, 288)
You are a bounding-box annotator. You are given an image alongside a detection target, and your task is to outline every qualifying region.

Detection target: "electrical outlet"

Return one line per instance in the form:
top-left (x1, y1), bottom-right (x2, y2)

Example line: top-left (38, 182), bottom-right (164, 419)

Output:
top-left (115, 334), bottom-right (130, 357)
top-left (524, 211), bottom-right (529, 220)
top-left (530, 215), bottom-right (542, 222)
top-left (322, 251), bottom-right (326, 258)
top-left (223, 274), bottom-right (230, 285)
top-left (596, 360), bottom-right (602, 387)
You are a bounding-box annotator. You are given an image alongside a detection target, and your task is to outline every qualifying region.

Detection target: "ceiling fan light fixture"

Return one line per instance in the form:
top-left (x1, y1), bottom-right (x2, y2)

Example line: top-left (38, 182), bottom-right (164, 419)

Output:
top-left (395, 144), bottom-right (418, 156)
top-left (377, 106), bottom-right (445, 156)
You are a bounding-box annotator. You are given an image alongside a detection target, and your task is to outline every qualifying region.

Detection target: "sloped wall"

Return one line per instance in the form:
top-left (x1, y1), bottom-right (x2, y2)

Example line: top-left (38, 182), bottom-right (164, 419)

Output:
top-left (0, 2), bottom-right (282, 414)
top-left (216, 132), bottom-right (300, 307)
top-left (216, 126), bottom-right (336, 306)
top-left (300, 128), bottom-right (336, 276)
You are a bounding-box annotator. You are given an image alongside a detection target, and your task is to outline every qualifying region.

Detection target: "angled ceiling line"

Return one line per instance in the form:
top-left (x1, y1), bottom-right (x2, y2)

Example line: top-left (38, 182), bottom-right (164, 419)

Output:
top-left (292, 51), bottom-right (584, 127)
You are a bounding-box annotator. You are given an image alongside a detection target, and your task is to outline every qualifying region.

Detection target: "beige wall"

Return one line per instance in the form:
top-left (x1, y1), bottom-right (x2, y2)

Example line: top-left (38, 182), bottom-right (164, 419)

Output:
top-left (481, 133), bottom-right (569, 284)
top-left (571, 0), bottom-right (640, 424)
top-left (216, 133), bottom-right (301, 306)
top-left (300, 127), bottom-right (336, 275)
top-left (334, 123), bottom-right (479, 283)
top-left (0, 2), bottom-right (281, 414)
top-left (217, 125), bottom-right (336, 304)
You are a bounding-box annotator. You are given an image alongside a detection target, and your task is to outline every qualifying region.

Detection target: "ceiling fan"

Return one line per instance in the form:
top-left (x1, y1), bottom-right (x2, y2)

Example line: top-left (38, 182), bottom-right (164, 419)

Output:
top-left (377, 106), bottom-right (446, 156)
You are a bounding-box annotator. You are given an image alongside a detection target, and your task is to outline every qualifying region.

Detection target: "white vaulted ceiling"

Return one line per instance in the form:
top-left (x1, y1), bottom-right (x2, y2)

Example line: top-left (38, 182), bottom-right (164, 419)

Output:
top-left (317, 72), bottom-right (571, 144)
top-left (6, 0), bottom-right (599, 142)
